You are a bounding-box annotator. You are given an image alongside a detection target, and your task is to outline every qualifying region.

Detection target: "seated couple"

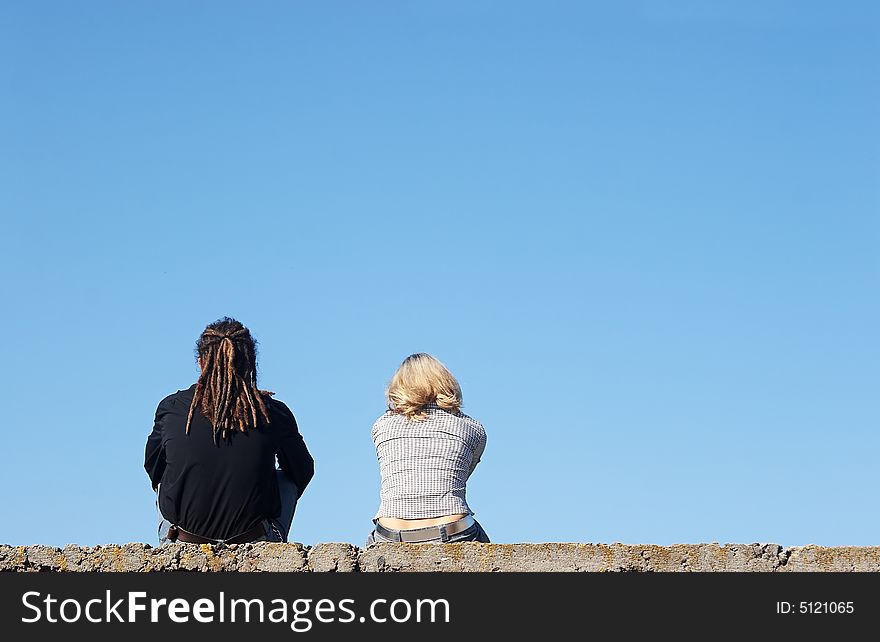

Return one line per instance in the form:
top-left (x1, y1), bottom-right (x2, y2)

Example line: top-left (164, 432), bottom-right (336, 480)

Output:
top-left (144, 317), bottom-right (489, 545)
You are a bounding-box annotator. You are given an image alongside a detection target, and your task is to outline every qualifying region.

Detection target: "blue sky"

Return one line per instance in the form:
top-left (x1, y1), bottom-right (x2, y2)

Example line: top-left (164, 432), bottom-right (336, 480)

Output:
top-left (1, 1), bottom-right (877, 548)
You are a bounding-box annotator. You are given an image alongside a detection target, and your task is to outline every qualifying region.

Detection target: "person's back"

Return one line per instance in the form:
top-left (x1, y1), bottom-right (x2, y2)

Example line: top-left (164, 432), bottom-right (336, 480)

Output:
top-left (372, 404), bottom-right (485, 521)
top-left (145, 317), bottom-right (314, 544)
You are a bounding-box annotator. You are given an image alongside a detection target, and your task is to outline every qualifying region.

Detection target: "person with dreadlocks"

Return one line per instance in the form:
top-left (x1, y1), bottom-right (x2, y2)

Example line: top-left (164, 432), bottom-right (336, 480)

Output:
top-left (145, 317), bottom-right (314, 544)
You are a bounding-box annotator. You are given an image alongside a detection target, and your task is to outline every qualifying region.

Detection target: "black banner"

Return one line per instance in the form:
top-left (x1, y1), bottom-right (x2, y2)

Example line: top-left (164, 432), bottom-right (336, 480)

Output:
top-left (0, 572), bottom-right (877, 638)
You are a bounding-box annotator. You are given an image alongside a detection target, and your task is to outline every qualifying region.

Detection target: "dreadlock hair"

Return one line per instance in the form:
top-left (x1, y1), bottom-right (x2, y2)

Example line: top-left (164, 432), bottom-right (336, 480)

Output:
top-left (184, 317), bottom-right (271, 444)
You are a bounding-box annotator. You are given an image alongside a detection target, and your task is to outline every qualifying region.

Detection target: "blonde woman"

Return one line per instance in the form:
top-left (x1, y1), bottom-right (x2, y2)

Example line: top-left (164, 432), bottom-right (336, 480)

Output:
top-left (368, 353), bottom-right (489, 544)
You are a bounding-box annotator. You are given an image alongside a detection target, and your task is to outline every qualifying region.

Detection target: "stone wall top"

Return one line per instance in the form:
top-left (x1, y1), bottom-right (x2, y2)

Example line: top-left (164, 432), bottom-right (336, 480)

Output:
top-left (3, 543), bottom-right (879, 572)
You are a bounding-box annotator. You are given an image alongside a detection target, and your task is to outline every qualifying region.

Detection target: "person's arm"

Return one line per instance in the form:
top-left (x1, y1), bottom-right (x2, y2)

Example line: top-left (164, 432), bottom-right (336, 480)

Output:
top-left (467, 423), bottom-right (487, 477)
top-left (144, 398), bottom-right (170, 490)
top-left (272, 401), bottom-right (315, 498)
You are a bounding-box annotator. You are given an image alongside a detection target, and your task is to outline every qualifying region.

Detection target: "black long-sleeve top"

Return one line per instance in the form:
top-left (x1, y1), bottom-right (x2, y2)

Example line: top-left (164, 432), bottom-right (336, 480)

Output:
top-left (144, 384), bottom-right (314, 540)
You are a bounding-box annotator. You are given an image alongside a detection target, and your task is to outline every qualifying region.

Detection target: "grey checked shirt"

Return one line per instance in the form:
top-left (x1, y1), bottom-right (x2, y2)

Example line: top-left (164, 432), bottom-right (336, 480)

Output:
top-left (372, 404), bottom-right (487, 520)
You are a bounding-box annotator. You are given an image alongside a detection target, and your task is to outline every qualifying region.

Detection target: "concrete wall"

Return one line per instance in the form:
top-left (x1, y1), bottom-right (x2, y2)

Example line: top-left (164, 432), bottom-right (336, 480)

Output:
top-left (3, 542), bottom-right (880, 572)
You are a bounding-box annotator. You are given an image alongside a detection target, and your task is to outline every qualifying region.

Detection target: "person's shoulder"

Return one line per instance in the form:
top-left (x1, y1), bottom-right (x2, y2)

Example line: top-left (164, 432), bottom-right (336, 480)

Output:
top-left (372, 409), bottom-right (395, 425)
top-left (261, 391), bottom-right (293, 418)
top-left (456, 411), bottom-right (485, 433)
top-left (371, 409), bottom-right (397, 432)
top-left (264, 394), bottom-right (299, 426)
top-left (156, 384), bottom-right (196, 412)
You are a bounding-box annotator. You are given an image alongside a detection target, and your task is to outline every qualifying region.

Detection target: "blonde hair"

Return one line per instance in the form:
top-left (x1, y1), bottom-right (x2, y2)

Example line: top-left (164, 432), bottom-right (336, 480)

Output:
top-left (386, 353), bottom-right (462, 420)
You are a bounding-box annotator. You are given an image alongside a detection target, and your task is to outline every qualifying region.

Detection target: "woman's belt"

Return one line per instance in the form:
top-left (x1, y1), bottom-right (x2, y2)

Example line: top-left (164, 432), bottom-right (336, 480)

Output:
top-left (166, 523), bottom-right (266, 545)
top-left (375, 515), bottom-right (475, 543)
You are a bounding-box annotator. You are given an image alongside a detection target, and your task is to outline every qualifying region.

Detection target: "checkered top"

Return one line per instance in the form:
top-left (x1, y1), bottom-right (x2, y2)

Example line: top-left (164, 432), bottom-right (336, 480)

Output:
top-left (372, 404), bottom-right (486, 519)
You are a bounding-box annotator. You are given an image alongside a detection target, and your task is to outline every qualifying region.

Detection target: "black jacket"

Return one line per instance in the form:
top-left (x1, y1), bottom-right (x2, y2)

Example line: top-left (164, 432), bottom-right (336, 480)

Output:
top-left (144, 384), bottom-right (314, 540)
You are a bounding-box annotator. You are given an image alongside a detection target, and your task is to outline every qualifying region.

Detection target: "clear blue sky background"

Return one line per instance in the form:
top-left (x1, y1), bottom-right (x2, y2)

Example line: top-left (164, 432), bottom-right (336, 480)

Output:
top-left (1, 1), bottom-right (877, 548)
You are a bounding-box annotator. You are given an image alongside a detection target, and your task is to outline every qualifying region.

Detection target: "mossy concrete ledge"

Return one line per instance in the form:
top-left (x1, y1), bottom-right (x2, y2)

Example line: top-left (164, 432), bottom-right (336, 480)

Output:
top-left (2, 543), bottom-right (879, 572)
